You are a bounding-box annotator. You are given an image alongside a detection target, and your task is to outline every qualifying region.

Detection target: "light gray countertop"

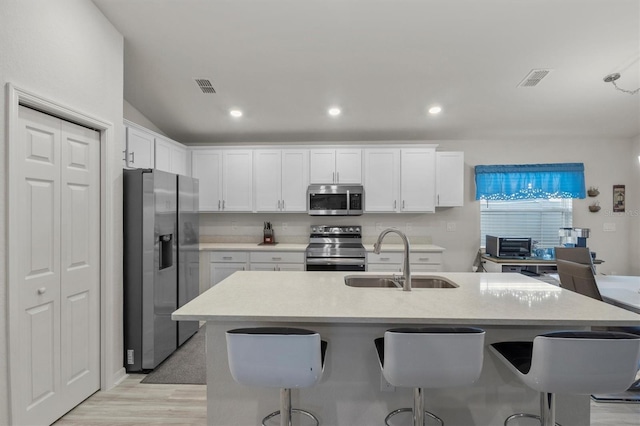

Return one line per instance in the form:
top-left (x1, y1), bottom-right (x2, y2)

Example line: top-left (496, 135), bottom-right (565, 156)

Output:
top-left (199, 242), bottom-right (445, 252)
top-left (172, 271), bottom-right (640, 326)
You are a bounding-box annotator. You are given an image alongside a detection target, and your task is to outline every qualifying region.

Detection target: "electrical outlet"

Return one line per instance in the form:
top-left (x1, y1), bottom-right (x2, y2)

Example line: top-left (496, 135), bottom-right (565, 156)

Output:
top-left (603, 223), bottom-right (616, 232)
top-left (282, 222), bottom-right (288, 230)
top-left (376, 222), bottom-right (383, 232)
top-left (405, 223), bottom-right (412, 233)
top-left (446, 222), bottom-right (457, 232)
top-left (380, 373), bottom-right (395, 392)
top-left (231, 222), bottom-right (238, 231)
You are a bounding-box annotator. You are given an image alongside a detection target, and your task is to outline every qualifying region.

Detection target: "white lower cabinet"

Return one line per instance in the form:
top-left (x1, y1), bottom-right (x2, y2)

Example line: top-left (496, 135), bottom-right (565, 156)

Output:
top-left (367, 251), bottom-right (443, 272)
top-left (209, 251), bottom-right (248, 288)
top-left (249, 251), bottom-right (305, 271)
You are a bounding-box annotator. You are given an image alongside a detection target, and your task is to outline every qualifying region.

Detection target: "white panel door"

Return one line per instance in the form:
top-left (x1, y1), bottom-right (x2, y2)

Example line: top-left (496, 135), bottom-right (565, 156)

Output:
top-left (16, 106), bottom-right (63, 425)
top-left (254, 150), bottom-right (282, 212)
top-left (170, 144), bottom-right (187, 175)
top-left (154, 138), bottom-right (172, 172)
top-left (364, 149), bottom-right (399, 212)
top-left (222, 150), bottom-right (253, 211)
top-left (335, 149), bottom-right (362, 183)
top-left (281, 149), bottom-right (309, 212)
top-left (126, 126), bottom-right (154, 168)
top-left (60, 120), bottom-right (101, 410)
top-left (309, 149), bottom-right (336, 183)
top-left (192, 150), bottom-right (222, 211)
top-left (436, 151), bottom-right (464, 207)
top-left (400, 148), bottom-right (436, 212)
top-left (14, 106), bottom-right (100, 425)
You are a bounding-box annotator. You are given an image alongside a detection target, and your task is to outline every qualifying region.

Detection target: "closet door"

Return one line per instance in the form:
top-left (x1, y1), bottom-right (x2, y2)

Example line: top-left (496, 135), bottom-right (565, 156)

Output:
top-left (13, 106), bottom-right (100, 425)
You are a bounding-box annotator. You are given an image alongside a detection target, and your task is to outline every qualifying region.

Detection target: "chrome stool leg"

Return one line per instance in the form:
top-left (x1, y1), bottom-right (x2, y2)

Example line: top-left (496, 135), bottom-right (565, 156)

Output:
top-left (503, 392), bottom-right (561, 426)
top-left (384, 388), bottom-right (444, 426)
top-left (261, 388), bottom-right (320, 426)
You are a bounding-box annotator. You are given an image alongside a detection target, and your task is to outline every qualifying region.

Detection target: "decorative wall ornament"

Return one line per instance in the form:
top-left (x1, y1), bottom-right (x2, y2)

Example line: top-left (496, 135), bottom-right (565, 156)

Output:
top-left (613, 185), bottom-right (625, 212)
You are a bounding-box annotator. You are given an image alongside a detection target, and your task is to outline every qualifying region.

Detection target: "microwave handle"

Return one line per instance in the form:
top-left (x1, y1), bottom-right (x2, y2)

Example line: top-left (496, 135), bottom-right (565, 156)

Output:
top-left (346, 189), bottom-right (350, 215)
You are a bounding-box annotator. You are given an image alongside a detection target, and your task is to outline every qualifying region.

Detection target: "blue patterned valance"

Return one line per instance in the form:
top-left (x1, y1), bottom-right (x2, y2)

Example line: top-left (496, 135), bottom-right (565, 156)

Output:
top-left (475, 163), bottom-right (586, 200)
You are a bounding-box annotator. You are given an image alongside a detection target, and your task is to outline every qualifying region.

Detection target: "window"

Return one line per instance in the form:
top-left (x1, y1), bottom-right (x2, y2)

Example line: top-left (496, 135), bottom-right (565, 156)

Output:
top-left (480, 198), bottom-right (572, 248)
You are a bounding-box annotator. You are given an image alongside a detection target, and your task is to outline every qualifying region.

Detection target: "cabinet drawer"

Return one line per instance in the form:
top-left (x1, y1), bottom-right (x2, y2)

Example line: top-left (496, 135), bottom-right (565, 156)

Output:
top-left (412, 264), bottom-right (443, 272)
top-left (250, 251), bottom-right (304, 264)
top-left (210, 251), bottom-right (248, 263)
top-left (368, 252), bottom-right (404, 264)
top-left (409, 252), bottom-right (443, 265)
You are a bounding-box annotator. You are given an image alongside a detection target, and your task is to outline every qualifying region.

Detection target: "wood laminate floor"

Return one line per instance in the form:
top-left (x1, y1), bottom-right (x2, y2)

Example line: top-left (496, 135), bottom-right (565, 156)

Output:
top-left (54, 374), bottom-right (639, 425)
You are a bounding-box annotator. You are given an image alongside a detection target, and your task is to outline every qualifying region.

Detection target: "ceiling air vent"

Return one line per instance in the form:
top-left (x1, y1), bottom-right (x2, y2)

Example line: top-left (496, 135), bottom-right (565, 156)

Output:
top-left (195, 78), bottom-right (216, 94)
top-left (517, 69), bottom-right (552, 88)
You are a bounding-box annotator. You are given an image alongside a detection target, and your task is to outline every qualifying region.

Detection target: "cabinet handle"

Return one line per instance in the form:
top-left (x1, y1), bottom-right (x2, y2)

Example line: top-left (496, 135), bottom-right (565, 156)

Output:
top-left (37, 287), bottom-right (46, 295)
top-left (223, 256), bottom-right (232, 260)
top-left (218, 200), bottom-right (221, 210)
top-left (277, 200), bottom-right (281, 209)
top-left (222, 200), bottom-right (225, 209)
top-left (393, 200), bottom-right (397, 209)
top-left (418, 257), bottom-right (430, 261)
top-left (332, 172), bottom-right (335, 183)
top-left (337, 171), bottom-right (340, 182)
top-left (242, 266), bottom-right (245, 271)
top-left (281, 200), bottom-right (285, 210)
top-left (437, 194), bottom-right (440, 205)
top-left (402, 200), bottom-right (405, 209)
top-left (380, 257), bottom-right (390, 261)
top-left (272, 257), bottom-right (282, 261)
top-left (122, 150), bottom-right (127, 162)
top-left (130, 152), bottom-right (135, 164)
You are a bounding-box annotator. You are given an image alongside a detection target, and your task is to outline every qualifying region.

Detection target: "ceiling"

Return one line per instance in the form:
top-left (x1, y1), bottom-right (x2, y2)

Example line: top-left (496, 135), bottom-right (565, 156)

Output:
top-left (92, 0), bottom-right (640, 144)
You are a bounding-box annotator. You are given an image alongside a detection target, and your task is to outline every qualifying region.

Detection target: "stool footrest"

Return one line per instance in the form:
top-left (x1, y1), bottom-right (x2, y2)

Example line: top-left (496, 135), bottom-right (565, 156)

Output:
top-left (384, 407), bottom-right (443, 426)
top-left (504, 412), bottom-right (561, 426)
top-left (262, 408), bottom-right (319, 426)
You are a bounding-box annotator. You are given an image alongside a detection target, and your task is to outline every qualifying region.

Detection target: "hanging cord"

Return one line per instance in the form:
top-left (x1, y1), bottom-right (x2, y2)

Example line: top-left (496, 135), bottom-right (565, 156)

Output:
top-left (604, 73), bottom-right (640, 95)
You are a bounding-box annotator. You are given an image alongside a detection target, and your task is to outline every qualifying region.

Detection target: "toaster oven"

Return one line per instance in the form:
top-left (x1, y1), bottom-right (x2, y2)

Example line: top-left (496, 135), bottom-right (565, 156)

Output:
top-left (485, 235), bottom-right (532, 258)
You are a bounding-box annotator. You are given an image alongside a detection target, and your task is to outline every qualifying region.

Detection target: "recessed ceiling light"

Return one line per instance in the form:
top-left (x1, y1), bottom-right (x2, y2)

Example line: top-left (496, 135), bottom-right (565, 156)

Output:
top-left (428, 106), bottom-right (442, 114)
top-left (229, 109), bottom-right (243, 118)
top-left (328, 107), bottom-right (341, 117)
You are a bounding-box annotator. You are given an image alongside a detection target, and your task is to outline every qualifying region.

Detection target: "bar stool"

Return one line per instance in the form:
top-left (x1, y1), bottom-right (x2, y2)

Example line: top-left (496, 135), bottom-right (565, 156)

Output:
top-left (226, 327), bottom-right (327, 426)
top-left (374, 327), bottom-right (486, 426)
top-left (490, 330), bottom-right (640, 426)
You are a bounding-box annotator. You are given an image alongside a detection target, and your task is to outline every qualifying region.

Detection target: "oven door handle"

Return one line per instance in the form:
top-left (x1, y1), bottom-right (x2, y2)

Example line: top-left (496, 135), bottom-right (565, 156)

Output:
top-left (305, 257), bottom-right (366, 265)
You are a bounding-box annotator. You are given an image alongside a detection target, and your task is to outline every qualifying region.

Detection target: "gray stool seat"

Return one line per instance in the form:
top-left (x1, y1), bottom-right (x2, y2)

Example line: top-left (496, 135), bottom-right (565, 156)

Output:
top-left (490, 330), bottom-right (640, 426)
top-left (226, 327), bottom-right (327, 426)
top-left (375, 326), bottom-right (486, 426)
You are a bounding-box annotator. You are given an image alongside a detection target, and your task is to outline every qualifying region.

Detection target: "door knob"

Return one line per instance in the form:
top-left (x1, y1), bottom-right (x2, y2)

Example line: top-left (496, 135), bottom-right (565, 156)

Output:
top-left (37, 287), bottom-right (46, 295)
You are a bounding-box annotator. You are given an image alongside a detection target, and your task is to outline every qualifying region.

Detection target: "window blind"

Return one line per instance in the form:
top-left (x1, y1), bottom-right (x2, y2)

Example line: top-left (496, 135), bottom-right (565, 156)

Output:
top-left (480, 198), bottom-right (572, 248)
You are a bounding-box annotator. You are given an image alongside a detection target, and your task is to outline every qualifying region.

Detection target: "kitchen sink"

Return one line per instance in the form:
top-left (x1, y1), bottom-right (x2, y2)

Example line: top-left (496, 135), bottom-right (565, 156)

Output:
top-left (344, 275), bottom-right (458, 289)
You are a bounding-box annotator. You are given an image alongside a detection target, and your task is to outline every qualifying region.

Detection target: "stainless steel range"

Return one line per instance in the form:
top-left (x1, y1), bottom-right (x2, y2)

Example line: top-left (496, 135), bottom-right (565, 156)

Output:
top-left (305, 225), bottom-right (367, 271)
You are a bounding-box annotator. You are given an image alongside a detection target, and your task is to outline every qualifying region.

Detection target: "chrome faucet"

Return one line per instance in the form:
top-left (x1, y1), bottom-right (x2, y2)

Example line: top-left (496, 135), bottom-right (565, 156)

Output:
top-left (373, 228), bottom-right (411, 291)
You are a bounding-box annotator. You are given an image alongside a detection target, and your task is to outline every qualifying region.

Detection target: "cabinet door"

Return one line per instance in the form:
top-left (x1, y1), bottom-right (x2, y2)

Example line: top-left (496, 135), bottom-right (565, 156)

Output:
top-left (400, 148), bottom-right (435, 212)
top-left (254, 150), bottom-right (282, 212)
top-left (223, 150), bottom-right (253, 211)
top-left (364, 149), bottom-right (399, 212)
top-left (281, 150), bottom-right (309, 212)
top-left (154, 138), bottom-right (172, 172)
top-left (210, 263), bottom-right (246, 286)
top-left (277, 263), bottom-right (305, 271)
top-left (249, 263), bottom-right (277, 271)
top-left (335, 149), bottom-right (362, 183)
top-left (309, 149), bottom-right (336, 183)
top-left (436, 151), bottom-right (464, 207)
top-left (192, 150), bottom-right (222, 211)
top-left (126, 126), bottom-right (154, 168)
top-left (170, 143), bottom-right (188, 176)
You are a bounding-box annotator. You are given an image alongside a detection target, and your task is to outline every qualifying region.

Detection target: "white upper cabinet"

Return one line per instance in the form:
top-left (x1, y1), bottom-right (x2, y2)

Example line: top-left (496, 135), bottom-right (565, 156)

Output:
top-left (364, 148), bottom-right (400, 212)
top-left (400, 148), bottom-right (436, 212)
top-left (364, 147), bottom-right (436, 213)
top-left (155, 137), bottom-right (188, 175)
top-left (191, 150), bottom-right (222, 211)
top-left (124, 126), bottom-right (154, 169)
top-left (191, 149), bottom-right (253, 212)
top-left (254, 149), bottom-right (309, 212)
top-left (436, 151), bottom-right (464, 207)
top-left (309, 148), bottom-right (362, 184)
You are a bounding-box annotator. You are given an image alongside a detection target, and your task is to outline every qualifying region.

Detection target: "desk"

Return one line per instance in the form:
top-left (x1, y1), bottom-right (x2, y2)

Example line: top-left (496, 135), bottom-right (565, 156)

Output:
top-left (597, 275), bottom-right (640, 315)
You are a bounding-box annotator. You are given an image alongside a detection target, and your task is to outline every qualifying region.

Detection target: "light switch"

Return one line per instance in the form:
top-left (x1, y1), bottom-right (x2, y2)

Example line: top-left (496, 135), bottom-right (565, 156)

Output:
top-left (446, 222), bottom-right (457, 232)
top-left (603, 223), bottom-right (616, 232)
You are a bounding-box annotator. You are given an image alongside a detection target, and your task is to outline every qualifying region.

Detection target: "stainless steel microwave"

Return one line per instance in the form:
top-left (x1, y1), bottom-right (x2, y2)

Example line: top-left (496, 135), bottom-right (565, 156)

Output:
top-left (307, 184), bottom-right (364, 216)
top-left (486, 235), bottom-right (532, 258)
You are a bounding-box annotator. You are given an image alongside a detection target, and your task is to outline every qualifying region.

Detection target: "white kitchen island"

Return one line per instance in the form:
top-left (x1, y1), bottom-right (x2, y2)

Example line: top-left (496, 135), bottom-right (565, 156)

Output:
top-left (172, 271), bottom-right (640, 426)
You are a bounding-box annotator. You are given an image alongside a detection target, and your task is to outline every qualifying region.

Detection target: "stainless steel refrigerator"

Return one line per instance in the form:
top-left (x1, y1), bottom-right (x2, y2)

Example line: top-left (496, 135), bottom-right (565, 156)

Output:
top-left (123, 169), bottom-right (199, 372)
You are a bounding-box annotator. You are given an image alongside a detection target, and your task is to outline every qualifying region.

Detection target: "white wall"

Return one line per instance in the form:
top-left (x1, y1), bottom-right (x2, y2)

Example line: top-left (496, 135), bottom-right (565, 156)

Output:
top-left (630, 135), bottom-right (640, 276)
top-left (200, 137), bottom-right (638, 274)
top-left (0, 1), bottom-right (124, 423)
top-left (124, 99), bottom-right (168, 136)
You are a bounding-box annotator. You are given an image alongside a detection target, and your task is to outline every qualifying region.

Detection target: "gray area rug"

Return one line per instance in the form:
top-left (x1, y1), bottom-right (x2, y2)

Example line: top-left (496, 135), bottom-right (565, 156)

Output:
top-left (141, 325), bottom-right (206, 385)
